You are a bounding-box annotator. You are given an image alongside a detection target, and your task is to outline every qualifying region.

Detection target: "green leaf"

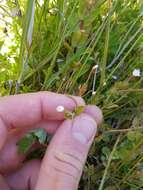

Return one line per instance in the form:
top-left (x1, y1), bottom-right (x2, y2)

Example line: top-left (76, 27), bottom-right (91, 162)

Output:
top-left (127, 131), bottom-right (136, 141)
top-left (17, 134), bottom-right (36, 154)
top-left (127, 131), bottom-right (142, 142)
top-left (102, 147), bottom-right (111, 159)
top-left (34, 128), bottom-right (47, 144)
top-left (64, 106), bottom-right (85, 120)
top-left (72, 29), bottom-right (82, 47)
top-left (64, 111), bottom-right (75, 120)
top-left (75, 106), bottom-right (85, 115)
top-left (18, 0), bottom-right (35, 80)
top-left (78, 0), bottom-right (87, 19)
top-left (24, 0), bottom-right (35, 48)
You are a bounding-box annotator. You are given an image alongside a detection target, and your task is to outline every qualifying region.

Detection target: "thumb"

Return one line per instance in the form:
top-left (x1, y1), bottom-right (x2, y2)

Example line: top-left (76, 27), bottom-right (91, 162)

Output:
top-left (0, 117), bottom-right (7, 150)
top-left (35, 113), bottom-right (97, 190)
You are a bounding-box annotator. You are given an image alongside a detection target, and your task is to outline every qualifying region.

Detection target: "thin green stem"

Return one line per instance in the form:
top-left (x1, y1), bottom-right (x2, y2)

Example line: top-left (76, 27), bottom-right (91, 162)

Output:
top-left (98, 135), bottom-right (121, 190)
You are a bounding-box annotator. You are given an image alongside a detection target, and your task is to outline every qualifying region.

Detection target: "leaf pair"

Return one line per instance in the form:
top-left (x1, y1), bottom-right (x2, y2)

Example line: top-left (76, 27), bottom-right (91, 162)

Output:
top-left (64, 105), bottom-right (85, 120)
top-left (17, 128), bottom-right (47, 154)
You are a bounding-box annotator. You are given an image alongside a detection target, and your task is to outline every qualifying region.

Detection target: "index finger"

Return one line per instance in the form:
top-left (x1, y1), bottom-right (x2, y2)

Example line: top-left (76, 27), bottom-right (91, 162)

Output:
top-left (0, 92), bottom-right (84, 150)
top-left (0, 92), bottom-right (85, 129)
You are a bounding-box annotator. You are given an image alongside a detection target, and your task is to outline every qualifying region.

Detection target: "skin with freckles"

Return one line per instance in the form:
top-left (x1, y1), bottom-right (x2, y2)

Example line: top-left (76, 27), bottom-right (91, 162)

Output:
top-left (0, 92), bottom-right (102, 190)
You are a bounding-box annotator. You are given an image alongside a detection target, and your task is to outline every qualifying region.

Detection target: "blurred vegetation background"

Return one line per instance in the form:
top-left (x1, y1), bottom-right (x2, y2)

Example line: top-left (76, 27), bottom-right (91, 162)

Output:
top-left (0, 0), bottom-right (143, 189)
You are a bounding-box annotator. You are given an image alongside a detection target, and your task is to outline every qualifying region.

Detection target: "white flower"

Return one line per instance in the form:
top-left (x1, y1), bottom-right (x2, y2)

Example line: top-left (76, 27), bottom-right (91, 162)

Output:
top-left (56, 106), bottom-right (65, 112)
top-left (132, 69), bottom-right (141, 77)
top-left (57, 59), bottom-right (64, 63)
top-left (62, 78), bottom-right (66, 81)
top-left (112, 75), bottom-right (118, 80)
top-left (92, 91), bottom-right (96, 95)
top-left (92, 65), bottom-right (99, 71)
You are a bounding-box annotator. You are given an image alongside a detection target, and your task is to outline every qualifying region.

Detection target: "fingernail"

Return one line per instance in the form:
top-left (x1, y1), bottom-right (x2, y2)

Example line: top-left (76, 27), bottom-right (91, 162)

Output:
top-left (72, 114), bottom-right (97, 144)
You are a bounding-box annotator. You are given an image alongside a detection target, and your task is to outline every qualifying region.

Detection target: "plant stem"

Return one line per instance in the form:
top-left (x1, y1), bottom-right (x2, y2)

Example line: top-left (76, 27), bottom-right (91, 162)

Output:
top-left (98, 135), bottom-right (121, 190)
top-left (106, 127), bottom-right (143, 133)
top-left (99, 0), bottom-right (111, 88)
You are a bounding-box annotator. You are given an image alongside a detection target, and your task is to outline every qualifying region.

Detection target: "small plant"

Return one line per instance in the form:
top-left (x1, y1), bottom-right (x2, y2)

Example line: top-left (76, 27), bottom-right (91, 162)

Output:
top-left (17, 128), bottom-right (47, 154)
top-left (17, 103), bottom-right (85, 154)
top-left (64, 105), bottom-right (85, 119)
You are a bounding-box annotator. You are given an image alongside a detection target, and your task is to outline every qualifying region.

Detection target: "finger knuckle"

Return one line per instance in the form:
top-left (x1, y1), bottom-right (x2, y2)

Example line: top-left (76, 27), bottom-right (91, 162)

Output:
top-left (53, 150), bottom-right (83, 178)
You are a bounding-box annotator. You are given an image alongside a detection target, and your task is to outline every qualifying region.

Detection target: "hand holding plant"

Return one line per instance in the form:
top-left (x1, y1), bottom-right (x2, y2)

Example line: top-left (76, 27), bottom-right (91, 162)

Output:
top-left (0, 92), bottom-right (102, 190)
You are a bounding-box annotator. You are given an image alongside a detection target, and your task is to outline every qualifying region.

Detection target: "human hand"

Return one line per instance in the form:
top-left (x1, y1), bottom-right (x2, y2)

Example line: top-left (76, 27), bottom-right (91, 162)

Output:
top-left (0, 92), bottom-right (102, 190)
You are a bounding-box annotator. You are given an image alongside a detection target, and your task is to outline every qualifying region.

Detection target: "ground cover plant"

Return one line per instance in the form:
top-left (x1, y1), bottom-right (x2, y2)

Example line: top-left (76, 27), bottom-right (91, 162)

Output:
top-left (0, 0), bottom-right (143, 189)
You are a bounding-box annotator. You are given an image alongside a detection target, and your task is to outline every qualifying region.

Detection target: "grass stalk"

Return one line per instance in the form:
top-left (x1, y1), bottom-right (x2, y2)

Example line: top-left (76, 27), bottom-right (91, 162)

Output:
top-left (98, 135), bottom-right (121, 190)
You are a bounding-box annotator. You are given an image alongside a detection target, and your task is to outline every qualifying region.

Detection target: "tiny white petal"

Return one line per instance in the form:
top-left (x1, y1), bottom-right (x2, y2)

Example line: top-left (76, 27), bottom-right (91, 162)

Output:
top-left (92, 65), bottom-right (99, 70)
top-left (112, 75), bottom-right (118, 80)
top-left (92, 91), bottom-right (96, 95)
top-left (56, 106), bottom-right (65, 112)
top-left (132, 69), bottom-right (141, 77)
top-left (57, 59), bottom-right (64, 63)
